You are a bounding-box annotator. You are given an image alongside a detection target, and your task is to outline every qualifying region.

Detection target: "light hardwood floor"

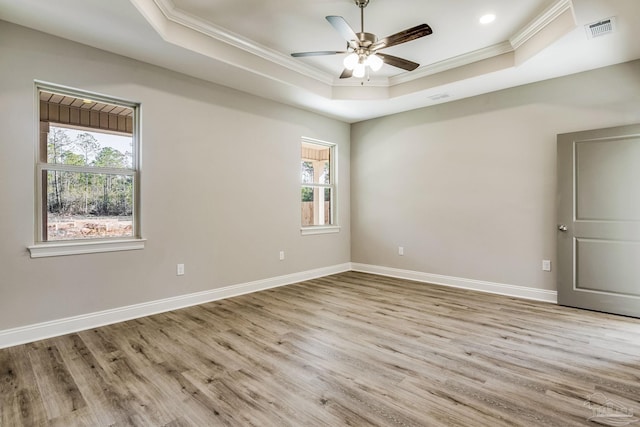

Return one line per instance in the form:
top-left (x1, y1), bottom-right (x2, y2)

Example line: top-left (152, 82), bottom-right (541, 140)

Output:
top-left (1, 271), bottom-right (640, 426)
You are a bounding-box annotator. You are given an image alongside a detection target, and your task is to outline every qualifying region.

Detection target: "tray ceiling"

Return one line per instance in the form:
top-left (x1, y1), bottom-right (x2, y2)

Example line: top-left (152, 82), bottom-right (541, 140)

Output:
top-left (1, 0), bottom-right (639, 122)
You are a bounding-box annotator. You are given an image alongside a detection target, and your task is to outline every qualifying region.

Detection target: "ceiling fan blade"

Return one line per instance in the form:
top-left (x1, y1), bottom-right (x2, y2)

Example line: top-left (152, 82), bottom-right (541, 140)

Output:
top-left (377, 53), bottom-right (420, 71)
top-left (326, 16), bottom-right (358, 42)
top-left (291, 51), bottom-right (347, 57)
top-left (371, 23), bottom-right (433, 51)
top-left (339, 68), bottom-right (353, 79)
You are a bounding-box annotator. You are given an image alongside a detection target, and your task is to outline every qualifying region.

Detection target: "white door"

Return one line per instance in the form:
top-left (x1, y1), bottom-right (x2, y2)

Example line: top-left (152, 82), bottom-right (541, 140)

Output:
top-left (557, 124), bottom-right (640, 317)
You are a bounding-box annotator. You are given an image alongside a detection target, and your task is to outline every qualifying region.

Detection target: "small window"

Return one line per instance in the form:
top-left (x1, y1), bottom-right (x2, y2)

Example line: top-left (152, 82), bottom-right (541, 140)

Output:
top-left (301, 138), bottom-right (338, 233)
top-left (31, 83), bottom-right (142, 255)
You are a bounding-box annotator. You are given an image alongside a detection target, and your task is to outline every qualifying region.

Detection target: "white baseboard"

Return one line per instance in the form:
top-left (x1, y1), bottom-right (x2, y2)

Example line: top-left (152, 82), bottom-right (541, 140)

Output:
top-left (0, 263), bottom-right (351, 349)
top-left (351, 263), bottom-right (558, 304)
top-left (0, 262), bottom-right (557, 349)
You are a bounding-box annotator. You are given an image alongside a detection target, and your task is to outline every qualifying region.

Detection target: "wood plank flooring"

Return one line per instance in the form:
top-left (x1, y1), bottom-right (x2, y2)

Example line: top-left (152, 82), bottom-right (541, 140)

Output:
top-left (2, 271), bottom-right (640, 426)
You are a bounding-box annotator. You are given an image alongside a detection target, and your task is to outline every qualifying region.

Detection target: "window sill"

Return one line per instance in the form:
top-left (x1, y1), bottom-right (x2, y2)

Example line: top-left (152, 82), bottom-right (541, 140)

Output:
top-left (300, 226), bottom-right (341, 236)
top-left (28, 238), bottom-right (146, 258)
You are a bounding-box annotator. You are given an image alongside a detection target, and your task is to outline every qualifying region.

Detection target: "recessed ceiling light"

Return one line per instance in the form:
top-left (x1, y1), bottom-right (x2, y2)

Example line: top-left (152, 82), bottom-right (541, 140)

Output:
top-left (479, 14), bottom-right (496, 25)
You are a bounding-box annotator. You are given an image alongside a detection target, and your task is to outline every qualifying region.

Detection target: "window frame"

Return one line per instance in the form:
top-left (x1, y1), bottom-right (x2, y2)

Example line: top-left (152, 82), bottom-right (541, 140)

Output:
top-left (28, 81), bottom-right (145, 258)
top-left (300, 137), bottom-right (340, 235)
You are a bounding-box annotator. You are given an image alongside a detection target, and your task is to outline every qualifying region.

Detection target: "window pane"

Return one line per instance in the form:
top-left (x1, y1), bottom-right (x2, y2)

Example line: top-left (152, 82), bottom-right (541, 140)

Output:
top-left (301, 186), bottom-right (332, 226)
top-left (320, 159), bottom-right (330, 184)
top-left (48, 126), bottom-right (133, 169)
top-left (301, 143), bottom-right (331, 184)
top-left (301, 186), bottom-right (314, 202)
top-left (45, 170), bottom-right (133, 240)
top-left (301, 161), bottom-right (314, 184)
top-left (325, 187), bottom-right (332, 225)
top-left (37, 86), bottom-right (139, 245)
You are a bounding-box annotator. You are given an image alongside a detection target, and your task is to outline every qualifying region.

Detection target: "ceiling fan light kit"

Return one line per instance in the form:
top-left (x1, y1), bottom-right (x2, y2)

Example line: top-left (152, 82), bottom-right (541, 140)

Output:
top-left (344, 52), bottom-right (383, 72)
top-left (344, 52), bottom-right (359, 69)
top-left (291, 0), bottom-right (433, 79)
top-left (366, 54), bottom-right (383, 71)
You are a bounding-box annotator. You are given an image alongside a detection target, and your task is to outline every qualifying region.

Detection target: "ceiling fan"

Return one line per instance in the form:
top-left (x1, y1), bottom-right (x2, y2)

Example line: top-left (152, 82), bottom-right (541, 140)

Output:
top-left (291, 0), bottom-right (433, 79)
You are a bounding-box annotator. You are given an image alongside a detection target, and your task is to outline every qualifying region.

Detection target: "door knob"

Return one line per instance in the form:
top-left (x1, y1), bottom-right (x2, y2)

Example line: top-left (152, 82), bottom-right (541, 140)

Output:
top-left (558, 224), bottom-right (568, 232)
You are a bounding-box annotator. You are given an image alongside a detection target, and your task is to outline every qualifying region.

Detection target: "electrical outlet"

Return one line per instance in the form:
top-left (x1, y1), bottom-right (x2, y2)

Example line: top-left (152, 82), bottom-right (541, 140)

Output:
top-left (279, 251), bottom-right (285, 261)
top-left (398, 246), bottom-right (404, 256)
top-left (542, 260), bottom-right (551, 272)
top-left (177, 263), bottom-right (185, 276)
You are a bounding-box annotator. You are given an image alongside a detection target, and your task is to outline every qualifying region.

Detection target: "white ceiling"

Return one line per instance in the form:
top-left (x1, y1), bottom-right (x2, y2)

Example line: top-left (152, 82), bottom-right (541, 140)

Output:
top-left (1, 0), bottom-right (639, 123)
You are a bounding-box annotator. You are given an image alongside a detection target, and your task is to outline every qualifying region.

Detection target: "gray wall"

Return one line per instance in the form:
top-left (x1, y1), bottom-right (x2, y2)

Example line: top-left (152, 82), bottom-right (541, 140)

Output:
top-left (351, 60), bottom-right (640, 291)
top-left (3, 18), bottom-right (640, 334)
top-left (0, 21), bottom-right (350, 331)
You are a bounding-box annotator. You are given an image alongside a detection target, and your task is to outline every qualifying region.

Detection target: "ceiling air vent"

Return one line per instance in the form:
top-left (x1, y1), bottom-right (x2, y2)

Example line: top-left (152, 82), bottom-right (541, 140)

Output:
top-left (428, 93), bottom-right (450, 101)
top-left (585, 17), bottom-right (617, 39)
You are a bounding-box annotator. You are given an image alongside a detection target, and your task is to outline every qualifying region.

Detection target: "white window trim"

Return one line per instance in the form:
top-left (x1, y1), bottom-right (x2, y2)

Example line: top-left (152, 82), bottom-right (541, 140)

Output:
top-left (300, 137), bottom-right (339, 235)
top-left (31, 81), bottom-right (145, 257)
top-left (28, 239), bottom-right (146, 258)
top-left (301, 225), bottom-right (341, 236)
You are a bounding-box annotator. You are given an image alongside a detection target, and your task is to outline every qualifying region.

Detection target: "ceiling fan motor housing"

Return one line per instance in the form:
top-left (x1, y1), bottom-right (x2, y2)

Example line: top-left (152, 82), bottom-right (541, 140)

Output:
top-left (355, 0), bottom-right (370, 8)
top-left (358, 32), bottom-right (377, 47)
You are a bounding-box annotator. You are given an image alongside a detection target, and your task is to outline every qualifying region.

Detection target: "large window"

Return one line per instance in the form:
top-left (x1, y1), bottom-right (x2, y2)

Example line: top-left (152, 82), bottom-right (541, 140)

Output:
top-left (301, 138), bottom-right (338, 234)
top-left (30, 83), bottom-right (142, 257)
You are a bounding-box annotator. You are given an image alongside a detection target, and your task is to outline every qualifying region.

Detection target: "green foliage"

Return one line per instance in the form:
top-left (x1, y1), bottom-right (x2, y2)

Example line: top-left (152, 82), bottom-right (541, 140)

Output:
top-left (75, 132), bottom-right (100, 164)
top-left (95, 147), bottom-right (126, 168)
top-left (301, 187), bottom-right (313, 202)
top-left (301, 161), bottom-right (314, 184)
top-left (47, 128), bottom-right (72, 164)
top-left (301, 187), bottom-right (331, 202)
top-left (62, 152), bottom-right (85, 166)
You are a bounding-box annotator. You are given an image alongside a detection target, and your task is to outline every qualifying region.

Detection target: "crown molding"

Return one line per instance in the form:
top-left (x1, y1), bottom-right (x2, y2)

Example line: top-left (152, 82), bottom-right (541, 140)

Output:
top-left (391, 0), bottom-right (573, 88)
top-left (152, 0), bottom-right (334, 85)
top-left (390, 41), bottom-right (514, 86)
top-left (510, 0), bottom-right (574, 49)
